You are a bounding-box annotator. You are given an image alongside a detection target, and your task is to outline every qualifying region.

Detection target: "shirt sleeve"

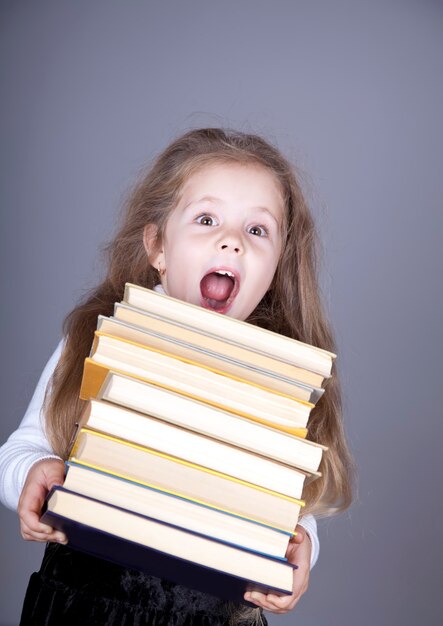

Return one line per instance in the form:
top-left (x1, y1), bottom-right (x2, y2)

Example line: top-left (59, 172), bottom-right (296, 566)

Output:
top-left (298, 513), bottom-right (320, 568)
top-left (0, 340), bottom-right (64, 511)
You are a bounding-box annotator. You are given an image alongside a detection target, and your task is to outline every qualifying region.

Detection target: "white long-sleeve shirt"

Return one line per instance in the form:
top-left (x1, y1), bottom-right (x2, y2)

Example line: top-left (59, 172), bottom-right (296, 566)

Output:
top-left (0, 339), bottom-right (319, 567)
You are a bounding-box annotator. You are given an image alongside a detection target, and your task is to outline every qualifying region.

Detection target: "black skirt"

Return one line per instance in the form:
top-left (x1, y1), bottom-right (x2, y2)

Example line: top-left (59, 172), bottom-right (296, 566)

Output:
top-left (20, 543), bottom-right (268, 626)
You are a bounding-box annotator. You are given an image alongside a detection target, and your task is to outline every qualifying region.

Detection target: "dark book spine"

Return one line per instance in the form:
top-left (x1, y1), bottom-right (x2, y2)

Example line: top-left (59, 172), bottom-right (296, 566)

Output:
top-left (42, 509), bottom-right (292, 605)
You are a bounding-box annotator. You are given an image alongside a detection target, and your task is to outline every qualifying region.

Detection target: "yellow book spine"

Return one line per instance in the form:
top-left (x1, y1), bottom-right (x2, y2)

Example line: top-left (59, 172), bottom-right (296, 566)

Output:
top-left (68, 458), bottom-right (297, 536)
top-left (93, 330), bottom-right (314, 408)
top-left (80, 355), bottom-right (308, 438)
top-left (73, 428), bottom-right (306, 508)
top-left (79, 359), bottom-right (109, 400)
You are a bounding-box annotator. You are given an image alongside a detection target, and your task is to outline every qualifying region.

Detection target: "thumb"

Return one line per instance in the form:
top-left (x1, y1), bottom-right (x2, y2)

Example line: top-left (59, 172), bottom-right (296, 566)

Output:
top-left (290, 526), bottom-right (306, 545)
top-left (41, 459), bottom-right (65, 490)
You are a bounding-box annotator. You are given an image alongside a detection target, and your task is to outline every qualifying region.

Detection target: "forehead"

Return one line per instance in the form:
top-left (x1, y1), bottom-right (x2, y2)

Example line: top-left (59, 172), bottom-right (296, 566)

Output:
top-left (178, 162), bottom-right (285, 219)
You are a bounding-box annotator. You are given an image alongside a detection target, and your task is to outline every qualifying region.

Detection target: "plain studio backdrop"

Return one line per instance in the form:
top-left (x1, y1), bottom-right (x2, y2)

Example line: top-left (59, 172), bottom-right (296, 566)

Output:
top-left (1, 1), bottom-right (442, 625)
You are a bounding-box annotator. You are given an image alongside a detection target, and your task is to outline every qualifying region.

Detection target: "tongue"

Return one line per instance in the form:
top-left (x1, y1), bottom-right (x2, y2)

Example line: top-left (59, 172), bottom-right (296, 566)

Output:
top-left (200, 273), bottom-right (235, 302)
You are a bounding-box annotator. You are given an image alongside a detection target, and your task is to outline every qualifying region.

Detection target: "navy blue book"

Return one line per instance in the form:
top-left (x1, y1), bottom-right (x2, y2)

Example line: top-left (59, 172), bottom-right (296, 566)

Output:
top-left (41, 487), bottom-right (296, 605)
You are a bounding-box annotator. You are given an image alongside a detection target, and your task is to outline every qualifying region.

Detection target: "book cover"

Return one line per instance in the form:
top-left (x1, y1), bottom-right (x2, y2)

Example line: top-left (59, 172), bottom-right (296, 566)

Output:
top-left (64, 461), bottom-right (295, 557)
top-left (42, 487), bottom-right (296, 605)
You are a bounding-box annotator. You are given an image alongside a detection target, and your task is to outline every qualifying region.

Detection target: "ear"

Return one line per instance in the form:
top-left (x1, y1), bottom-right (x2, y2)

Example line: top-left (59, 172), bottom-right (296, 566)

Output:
top-left (143, 224), bottom-right (164, 270)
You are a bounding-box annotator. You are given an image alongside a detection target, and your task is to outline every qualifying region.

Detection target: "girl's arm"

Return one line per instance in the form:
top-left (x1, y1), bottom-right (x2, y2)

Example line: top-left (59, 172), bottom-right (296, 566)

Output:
top-left (0, 341), bottom-right (64, 511)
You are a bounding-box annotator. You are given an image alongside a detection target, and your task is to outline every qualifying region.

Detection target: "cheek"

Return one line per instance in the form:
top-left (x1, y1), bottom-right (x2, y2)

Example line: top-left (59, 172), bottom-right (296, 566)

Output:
top-left (246, 270), bottom-right (274, 305)
top-left (163, 235), bottom-right (186, 266)
top-left (261, 248), bottom-right (280, 278)
top-left (163, 243), bottom-right (200, 291)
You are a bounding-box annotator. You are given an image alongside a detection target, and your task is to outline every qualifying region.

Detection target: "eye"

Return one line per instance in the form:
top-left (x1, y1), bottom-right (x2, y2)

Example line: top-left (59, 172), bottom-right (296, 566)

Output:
top-left (248, 224), bottom-right (268, 237)
top-left (195, 214), bottom-right (219, 226)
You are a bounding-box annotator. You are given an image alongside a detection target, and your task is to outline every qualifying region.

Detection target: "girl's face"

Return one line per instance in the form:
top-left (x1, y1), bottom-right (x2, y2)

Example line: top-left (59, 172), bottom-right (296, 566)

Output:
top-left (146, 162), bottom-right (284, 321)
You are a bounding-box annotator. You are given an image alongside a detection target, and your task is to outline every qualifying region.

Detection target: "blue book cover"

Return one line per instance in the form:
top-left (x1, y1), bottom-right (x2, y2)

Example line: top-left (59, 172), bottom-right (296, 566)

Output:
top-left (42, 487), bottom-right (296, 605)
top-left (66, 460), bottom-right (294, 542)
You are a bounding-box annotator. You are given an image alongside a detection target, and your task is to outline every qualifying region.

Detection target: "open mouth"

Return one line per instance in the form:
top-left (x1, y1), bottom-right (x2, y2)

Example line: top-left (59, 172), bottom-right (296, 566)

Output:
top-left (200, 268), bottom-right (239, 313)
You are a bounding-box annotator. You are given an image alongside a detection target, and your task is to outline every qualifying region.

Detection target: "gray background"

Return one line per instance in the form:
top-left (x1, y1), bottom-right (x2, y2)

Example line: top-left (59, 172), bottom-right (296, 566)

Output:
top-left (1, 1), bottom-right (442, 624)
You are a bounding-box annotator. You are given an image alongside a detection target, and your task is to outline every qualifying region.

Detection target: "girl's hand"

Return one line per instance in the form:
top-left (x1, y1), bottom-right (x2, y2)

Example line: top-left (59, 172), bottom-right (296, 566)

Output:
top-left (18, 458), bottom-right (68, 544)
top-left (243, 524), bottom-right (311, 613)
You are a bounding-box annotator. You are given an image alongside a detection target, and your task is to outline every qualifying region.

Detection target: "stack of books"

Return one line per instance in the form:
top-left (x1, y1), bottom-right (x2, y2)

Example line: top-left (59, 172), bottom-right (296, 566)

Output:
top-left (42, 284), bottom-right (335, 603)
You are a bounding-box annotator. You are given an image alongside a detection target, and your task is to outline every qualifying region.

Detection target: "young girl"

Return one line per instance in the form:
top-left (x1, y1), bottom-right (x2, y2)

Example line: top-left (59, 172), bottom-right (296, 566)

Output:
top-left (0, 128), bottom-right (353, 625)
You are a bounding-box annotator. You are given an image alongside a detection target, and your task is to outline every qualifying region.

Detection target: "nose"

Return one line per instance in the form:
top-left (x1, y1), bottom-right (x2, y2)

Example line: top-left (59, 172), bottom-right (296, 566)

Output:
top-left (217, 230), bottom-right (243, 254)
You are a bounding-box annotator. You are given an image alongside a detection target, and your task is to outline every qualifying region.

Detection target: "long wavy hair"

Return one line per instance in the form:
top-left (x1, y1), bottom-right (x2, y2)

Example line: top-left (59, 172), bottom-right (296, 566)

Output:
top-left (44, 128), bottom-right (354, 622)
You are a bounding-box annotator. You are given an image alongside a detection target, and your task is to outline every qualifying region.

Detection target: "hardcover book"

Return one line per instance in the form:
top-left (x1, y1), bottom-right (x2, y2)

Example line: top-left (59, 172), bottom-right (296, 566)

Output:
top-left (42, 487), bottom-right (296, 604)
top-left (50, 285), bottom-right (332, 603)
top-left (70, 430), bottom-right (304, 531)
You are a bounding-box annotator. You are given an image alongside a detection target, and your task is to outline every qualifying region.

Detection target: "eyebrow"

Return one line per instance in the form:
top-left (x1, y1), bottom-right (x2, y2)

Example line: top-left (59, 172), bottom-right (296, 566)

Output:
top-left (183, 196), bottom-right (281, 226)
top-left (183, 195), bottom-right (220, 210)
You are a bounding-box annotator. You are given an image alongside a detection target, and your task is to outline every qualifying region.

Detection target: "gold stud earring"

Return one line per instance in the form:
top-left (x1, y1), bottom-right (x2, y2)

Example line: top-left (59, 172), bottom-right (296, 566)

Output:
top-left (158, 262), bottom-right (166, 277)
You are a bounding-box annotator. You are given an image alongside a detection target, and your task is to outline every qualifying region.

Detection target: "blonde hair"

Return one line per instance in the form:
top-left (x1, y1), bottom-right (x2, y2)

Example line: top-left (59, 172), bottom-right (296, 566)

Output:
top-left (44, 127), bottom-right (354, 620)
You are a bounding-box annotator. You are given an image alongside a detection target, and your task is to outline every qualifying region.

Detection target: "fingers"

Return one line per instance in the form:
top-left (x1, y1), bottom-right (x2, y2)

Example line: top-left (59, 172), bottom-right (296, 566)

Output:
top-left (19, 486), bottom-right (67, 543)
top-left (18, 485), bottom-right (68, 543)
top-left (289, 527), bottom-right (304, 544)
top-left (18, 492), bottom-right (47, 540)
top-left (17, 458), bottom-right (67, 544)
top-left (244, 582), bottom-right (308, 614)
top-left (243, 523), bottom-right (311, 614)
top-left (244, 591), bottom-right (280, 612)
top-left (244, 591), bottom-right (294, 614)
top-left (20, 520), bottom-right (67, 544)
top-left (266, 578), bottom-right (309, 611)
top-left (42, 460), bottom-right (66, 491)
